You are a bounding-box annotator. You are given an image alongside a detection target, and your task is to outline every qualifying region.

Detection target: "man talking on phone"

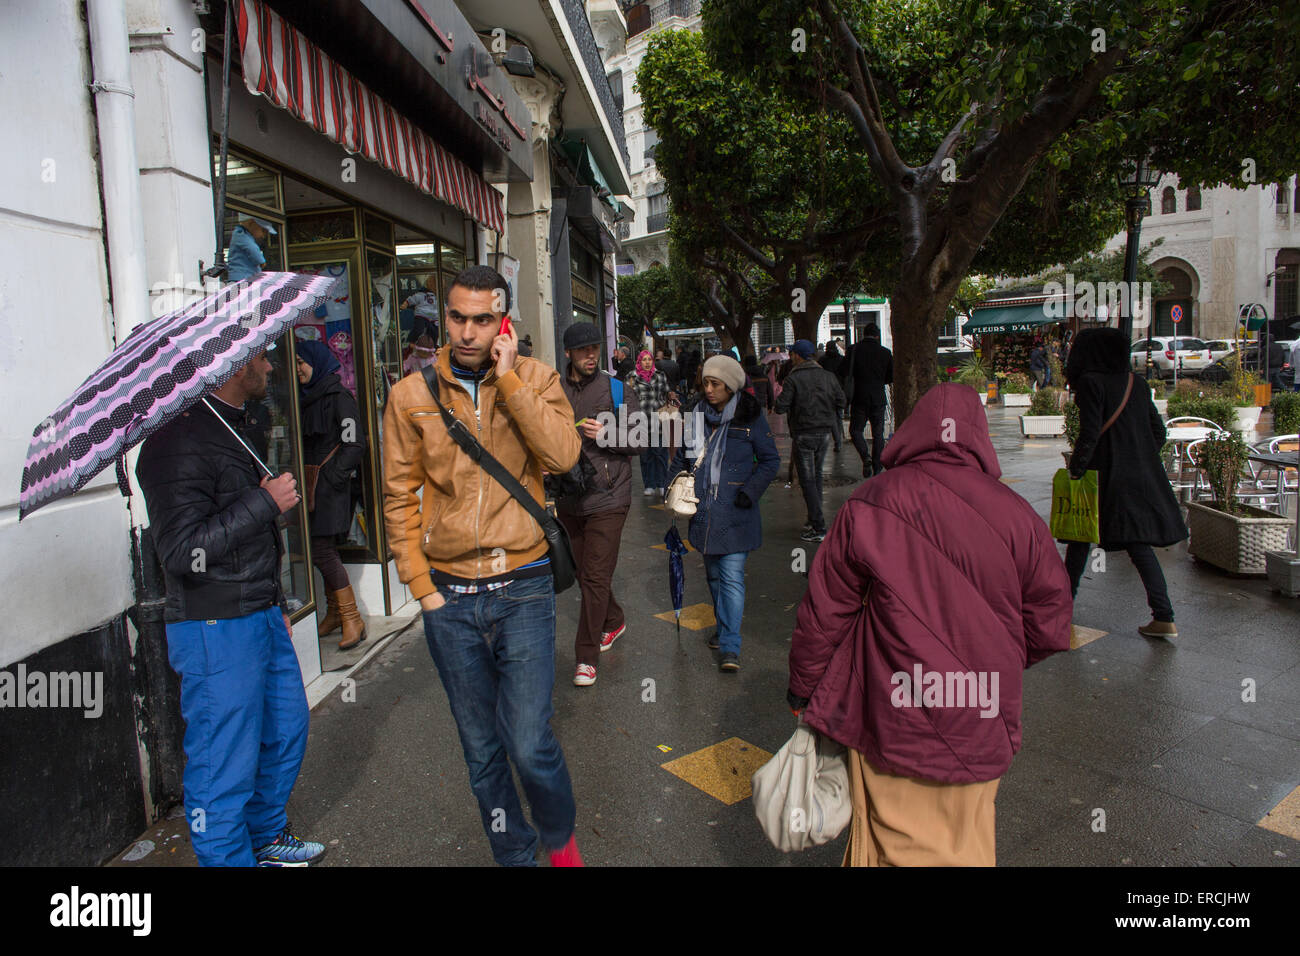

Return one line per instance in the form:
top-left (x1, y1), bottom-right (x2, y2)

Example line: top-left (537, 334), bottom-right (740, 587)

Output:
top-left (382, 265), bottom-right (586, 866)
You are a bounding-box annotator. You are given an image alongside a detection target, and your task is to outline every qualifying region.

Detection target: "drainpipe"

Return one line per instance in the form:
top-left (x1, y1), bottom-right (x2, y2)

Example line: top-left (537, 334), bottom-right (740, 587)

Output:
top-left (87, 0), bottom-right (182, 815)
top-left (87, 0), bottom-right (151, 531)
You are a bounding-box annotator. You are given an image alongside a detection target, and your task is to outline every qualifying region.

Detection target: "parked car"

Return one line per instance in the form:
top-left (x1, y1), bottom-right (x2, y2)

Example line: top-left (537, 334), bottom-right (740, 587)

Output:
top-left (1204, 339), bottom-right (1235, 363)
top-left (1129, 336), bottom-right (1214, 378)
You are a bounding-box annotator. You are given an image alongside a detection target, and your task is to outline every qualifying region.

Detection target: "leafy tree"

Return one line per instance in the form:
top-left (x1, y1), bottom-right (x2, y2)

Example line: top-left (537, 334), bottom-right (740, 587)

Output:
top-left (701, 0), bottom-right (1300, 421)
top-left (638, 29), bottom-right (887, 347)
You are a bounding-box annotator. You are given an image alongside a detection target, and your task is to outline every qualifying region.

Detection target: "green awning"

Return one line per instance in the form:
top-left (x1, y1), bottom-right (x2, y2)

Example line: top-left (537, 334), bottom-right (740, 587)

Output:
top-left (963, 303), bottom-right (1059, 335)
top-left (560, 138), bottom-right (614, 205)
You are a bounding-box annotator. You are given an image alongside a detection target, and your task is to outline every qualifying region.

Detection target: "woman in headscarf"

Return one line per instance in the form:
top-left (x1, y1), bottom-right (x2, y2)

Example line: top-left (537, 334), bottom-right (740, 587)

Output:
top-left (669, 355), bottom-right (781, 671)
top-left (296, 340), bottom-right (369, 650)
top-left (1065, 328), bottom-right (1186, 637)
top-left (627, 349), bottom-right (671, 497)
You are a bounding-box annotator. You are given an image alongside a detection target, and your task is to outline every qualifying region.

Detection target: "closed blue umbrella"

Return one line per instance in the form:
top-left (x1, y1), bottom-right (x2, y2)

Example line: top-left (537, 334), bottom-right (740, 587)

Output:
top-left (664, 524), bottom-right (688, 635)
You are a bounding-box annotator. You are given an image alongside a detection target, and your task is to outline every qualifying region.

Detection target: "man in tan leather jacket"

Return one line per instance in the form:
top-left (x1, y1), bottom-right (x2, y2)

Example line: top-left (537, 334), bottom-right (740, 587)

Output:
top-left (382, 265), bottom-right (585, 867)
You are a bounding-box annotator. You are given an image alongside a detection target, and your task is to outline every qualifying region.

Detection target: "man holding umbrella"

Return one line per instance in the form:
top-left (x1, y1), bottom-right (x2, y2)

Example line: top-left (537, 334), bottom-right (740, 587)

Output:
top-left (135, 348), bottom-right (326, 867)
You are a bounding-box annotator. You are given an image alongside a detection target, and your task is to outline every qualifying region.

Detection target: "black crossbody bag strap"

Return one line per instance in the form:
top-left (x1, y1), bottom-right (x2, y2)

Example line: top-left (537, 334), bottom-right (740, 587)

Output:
top-left (419, 365), bottom-right (575, 592)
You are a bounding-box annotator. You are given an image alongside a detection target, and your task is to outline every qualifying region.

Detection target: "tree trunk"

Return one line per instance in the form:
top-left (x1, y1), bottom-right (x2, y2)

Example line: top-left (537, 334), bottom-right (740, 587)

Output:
top-left (791, 310), bottom-right (819, 343)
top-left (887, 285), bottom-right (948, 424)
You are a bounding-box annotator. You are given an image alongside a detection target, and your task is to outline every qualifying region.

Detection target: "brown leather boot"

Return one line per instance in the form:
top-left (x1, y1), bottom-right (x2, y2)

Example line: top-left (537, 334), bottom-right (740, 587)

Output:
top-left (337, 586), bottom-right (367, 650)
top-left (319, 591), bottom-right (342, 636)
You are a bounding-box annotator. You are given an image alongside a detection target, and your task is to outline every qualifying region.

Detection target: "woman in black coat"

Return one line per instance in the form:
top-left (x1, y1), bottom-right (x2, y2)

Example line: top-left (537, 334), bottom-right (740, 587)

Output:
top-left (296, 340), bottom-right (368, 650)
top-left (1065, 328), bottom-right (1187, 638)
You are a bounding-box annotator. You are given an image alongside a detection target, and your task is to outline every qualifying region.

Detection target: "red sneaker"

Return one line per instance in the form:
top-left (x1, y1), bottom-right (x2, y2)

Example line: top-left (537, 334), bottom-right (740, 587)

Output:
top-left (549, 834), bottom-right (584, 867)
top-left (599, 622), bottom-right (626, 653)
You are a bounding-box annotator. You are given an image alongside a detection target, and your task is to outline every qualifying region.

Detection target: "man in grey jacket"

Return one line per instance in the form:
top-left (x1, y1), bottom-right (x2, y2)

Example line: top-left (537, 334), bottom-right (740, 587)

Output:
top-left (775, 339), bottom-right (846, 542)
top-left (557, 322), bottom-right (646, 687)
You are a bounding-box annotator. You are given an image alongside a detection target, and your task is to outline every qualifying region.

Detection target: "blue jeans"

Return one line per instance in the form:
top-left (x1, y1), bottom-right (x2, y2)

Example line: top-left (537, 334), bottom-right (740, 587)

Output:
top-left (640, 444), bottom-right (669, 490)
top-left (165, 607), bottom-right (309, 866)
top-left (703, 551), bottom-right (748, 655)
top-left (793, 430), bottom-right (831, 530)
top-left (422, 574), bottom-right (576, 866)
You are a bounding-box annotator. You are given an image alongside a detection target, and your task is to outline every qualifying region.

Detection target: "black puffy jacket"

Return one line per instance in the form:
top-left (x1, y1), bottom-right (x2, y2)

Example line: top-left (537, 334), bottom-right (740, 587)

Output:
top-left (774, 360), bottom-right (846, 433)
top-left (136, 398), bottom-right (287, 622)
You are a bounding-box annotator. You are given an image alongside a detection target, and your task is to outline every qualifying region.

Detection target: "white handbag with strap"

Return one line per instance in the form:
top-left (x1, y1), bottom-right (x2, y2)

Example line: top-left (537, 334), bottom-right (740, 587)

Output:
top-left (664, 429), bottom-right (714, 518)
top-left (751, 721), bottom-right (852, 853)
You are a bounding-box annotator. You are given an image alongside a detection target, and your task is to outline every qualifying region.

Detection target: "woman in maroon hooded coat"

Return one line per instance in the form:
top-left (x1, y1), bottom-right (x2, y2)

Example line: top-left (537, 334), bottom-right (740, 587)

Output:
top-left (787, 383), bottom-right (1072, 866)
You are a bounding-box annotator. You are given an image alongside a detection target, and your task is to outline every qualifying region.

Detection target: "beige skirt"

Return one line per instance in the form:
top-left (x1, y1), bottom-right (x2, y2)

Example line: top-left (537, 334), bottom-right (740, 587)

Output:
top-left (843, 749), bottom-right (1001, 867)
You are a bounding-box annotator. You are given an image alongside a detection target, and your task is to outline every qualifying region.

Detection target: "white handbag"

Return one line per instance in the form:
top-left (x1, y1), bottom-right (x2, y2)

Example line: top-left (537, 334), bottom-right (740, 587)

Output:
top-left (751, 721), bottom-right (852, 853)
top-left (664, 429), bottom-right (714, 518)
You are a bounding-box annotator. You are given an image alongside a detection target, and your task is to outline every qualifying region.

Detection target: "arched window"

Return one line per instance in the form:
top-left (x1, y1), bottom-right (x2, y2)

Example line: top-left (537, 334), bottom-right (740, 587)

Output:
top-left (1185, 185), bottom-right (1201, 211)
top-left (1161, 186), bottom-right (1177, 214)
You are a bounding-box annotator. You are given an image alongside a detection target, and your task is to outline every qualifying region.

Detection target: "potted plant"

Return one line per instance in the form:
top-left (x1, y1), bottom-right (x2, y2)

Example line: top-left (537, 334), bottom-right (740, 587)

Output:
top-left (1186, 430), bottom-right (1291, 575)
top-left (1165, 390), bottom-right (1237, 431)
top-left (1021, 386), bottom-right (1067, 437)
top-left (1227, 357), bottom-right (1263, 432)
top-left (1146, 378), bottom-right (1168, 416)
top-left (955, 355), bottom-right (991, 406)
top-left (1001, 372), bottom-right (1034, 407)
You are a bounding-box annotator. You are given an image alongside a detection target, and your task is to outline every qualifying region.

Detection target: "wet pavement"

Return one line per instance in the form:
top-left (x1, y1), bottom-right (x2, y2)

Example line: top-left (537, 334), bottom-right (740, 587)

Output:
top-left (110, 404), bottom-right (1300, 867)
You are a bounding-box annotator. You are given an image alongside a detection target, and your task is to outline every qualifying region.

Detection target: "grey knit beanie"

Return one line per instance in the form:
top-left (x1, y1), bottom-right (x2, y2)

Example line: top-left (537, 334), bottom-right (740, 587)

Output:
top-left (702, 355), bottom-right (747, 394)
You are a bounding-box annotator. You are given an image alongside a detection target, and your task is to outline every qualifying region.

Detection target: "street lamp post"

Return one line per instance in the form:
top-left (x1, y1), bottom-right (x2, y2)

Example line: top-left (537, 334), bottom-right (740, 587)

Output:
top-left (1118, 158), bottom-right (1162, 377)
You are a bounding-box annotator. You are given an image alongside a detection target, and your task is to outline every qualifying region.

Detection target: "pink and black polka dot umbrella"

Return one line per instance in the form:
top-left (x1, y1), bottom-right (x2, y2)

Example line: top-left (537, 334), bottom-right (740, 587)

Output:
top-left (19, 271), bottom-right (337, 520)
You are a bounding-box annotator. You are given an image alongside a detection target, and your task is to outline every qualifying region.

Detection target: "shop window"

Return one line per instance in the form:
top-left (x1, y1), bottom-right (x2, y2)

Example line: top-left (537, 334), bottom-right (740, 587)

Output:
top-left (1185, 185), bottom-right (1201, 211)
top-left (364, 212), bottom-right (394, 249)
top-left (288, 209), bottom-right (357, 244)
top-left (367, 248), bottom-right (399, 423)
top-left (1275, 251), bottom-right (1300, 321)
top-left (217, 152), bottom-right (282, 212)
top-left (1161, 187), bottom-right (1176, 214)
top-left (291, 257), bottom-right (379, 558)
top-left (440, 243), bottom-right (467, 274)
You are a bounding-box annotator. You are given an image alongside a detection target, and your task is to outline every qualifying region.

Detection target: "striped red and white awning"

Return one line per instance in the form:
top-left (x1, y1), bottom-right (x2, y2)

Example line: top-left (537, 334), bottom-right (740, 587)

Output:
top-left (234, 0), bottom-right (505, 234)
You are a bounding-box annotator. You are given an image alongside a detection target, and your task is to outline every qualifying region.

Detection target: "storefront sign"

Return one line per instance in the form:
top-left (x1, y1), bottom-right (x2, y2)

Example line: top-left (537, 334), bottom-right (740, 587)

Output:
top-left (572, 277), bottom-right (597, 309)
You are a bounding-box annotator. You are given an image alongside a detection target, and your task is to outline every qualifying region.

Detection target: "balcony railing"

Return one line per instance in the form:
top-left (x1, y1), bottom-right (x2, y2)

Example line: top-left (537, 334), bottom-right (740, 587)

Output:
top-left (558, 0), bottom-right (629, 168)
top-left (617, 221), bottom-right (632, 240)
top-left (646, 212), bottom-right (668, 233)
top-left (627, 0), bottom-right (703, 38)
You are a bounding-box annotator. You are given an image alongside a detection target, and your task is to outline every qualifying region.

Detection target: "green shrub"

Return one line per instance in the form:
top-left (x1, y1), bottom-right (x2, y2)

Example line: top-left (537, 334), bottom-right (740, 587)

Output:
top-left (955, 355), bottom-right (990, 389)
top-left (1166, 392), bottom-right (1237, 431)
top-left (1271, 391), bottom-right (1300, 434)
top-left (1028, 386), bottom-right (1063, 416)
top-left (1002, 372), bottom-right (1034, 394)
top-left (1064, 401), bottom-right (1080, 448)
top-left (1198, 431), bottom-right (1250, 515)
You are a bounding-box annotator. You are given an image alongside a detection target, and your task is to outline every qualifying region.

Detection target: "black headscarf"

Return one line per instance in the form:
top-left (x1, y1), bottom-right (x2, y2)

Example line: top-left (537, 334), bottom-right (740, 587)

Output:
top-left (296, 339), bottom-right (345, 437)
top-left (1065, 328), bottom-right (1129, 389)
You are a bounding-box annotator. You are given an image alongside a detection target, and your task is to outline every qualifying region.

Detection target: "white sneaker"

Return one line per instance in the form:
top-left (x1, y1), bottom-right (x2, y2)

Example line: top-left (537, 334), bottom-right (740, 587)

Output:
top-left (573, 664), bottom-right (597, 686)
top-left (643, 488), bottom-right (655, 496)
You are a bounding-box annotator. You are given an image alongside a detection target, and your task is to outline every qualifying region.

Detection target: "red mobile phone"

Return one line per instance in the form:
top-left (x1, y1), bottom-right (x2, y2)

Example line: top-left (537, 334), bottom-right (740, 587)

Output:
top-left (500, 315), bottom-right (514, 337)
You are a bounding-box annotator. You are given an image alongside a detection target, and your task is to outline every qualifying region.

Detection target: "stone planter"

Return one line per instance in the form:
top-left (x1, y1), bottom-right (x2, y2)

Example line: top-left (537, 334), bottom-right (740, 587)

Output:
top-left (1153, 399), bottom-right (1168, 416)
top-left (1186, 501), bottom-right (1291, 575)
top-left (1020, 414), bottom-right (1066, 437)
top-left (1265, 550), bottom-right (1300, 597)
top-left (1003, 393), bottom-right (1032, 407)
top-left (978, 391), bottom-right (988, 406)
top-left (1233, 405), bottom-right (1262, 431)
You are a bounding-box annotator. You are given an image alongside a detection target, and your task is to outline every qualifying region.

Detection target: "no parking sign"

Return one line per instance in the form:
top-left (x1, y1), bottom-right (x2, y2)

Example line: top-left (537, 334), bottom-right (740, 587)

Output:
top-left (1171, 304), bottom-right (1183, 325)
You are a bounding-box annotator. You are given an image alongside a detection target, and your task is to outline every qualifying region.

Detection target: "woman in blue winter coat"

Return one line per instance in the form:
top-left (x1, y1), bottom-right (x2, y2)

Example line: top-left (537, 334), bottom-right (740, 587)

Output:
top-left (670, 355), bottom-right (781, 672)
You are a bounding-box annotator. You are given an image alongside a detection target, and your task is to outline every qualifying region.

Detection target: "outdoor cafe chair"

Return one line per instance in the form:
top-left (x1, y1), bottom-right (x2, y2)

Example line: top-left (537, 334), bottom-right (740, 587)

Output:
top-left (1165, 417), bottom-right (1227, 501)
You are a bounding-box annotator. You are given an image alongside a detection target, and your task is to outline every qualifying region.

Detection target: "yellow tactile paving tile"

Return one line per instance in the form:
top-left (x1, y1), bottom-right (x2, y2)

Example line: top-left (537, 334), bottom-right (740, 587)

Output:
top-left (1070, 625), bottom-right (1108, 650)
top-left (651, 540), bottom-right (696, 552)
top-left (653, 603), bottom-right (715, 630)
top-left (660, 737), bottom-right (774, 805)
top-left (1258, 785), bottom-right (1300, 841)
top-left (999, 477), bottom-right (1023, 484)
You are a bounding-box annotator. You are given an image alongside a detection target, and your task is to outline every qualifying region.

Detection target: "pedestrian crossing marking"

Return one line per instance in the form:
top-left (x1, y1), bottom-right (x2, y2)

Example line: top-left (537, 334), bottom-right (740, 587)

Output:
top-left (653, 603), bottom-right (715, 630)
top-left (1258, 785), bottom-right (1300, 841)
top-left (660, 737), bottom-right (774, 805)
top-left (651, 540), bottom-right (696, 552)
top-left (1070, 625), bottom-right (1108, 650)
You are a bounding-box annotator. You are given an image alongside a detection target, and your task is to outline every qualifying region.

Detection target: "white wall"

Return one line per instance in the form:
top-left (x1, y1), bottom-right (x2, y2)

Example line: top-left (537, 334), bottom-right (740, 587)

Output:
top-left (0, 2), bottom-right (134, 667)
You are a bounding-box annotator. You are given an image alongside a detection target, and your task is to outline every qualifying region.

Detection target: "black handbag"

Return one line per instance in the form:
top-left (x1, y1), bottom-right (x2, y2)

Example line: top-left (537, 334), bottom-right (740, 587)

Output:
top-left (419, 365), bottom-right (576, 593)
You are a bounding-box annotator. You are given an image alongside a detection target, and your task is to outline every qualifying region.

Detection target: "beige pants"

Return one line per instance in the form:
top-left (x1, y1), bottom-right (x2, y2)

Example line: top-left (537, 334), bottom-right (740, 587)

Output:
top-left (842, 749), bottom-right (1000, 867)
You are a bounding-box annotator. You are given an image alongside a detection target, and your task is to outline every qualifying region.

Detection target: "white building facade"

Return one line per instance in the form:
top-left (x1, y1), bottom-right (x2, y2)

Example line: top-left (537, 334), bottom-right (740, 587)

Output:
top-left (1103, 175), bottom-right (1300, 340)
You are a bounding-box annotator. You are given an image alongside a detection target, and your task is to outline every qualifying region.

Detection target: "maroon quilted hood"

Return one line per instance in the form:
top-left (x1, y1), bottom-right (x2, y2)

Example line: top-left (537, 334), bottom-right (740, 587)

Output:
top-left (788, 384), bottom-right (1071, 783)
